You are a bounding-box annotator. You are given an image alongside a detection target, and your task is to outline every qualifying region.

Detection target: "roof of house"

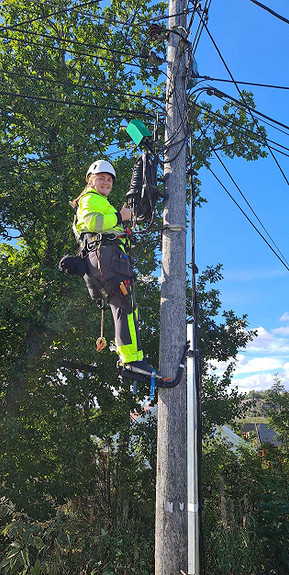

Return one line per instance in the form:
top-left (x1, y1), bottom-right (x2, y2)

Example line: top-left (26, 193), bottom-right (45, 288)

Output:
top-left (242, 422), bottom-right (281, 446)
top-left (257, 423), bottom-right (282, 446)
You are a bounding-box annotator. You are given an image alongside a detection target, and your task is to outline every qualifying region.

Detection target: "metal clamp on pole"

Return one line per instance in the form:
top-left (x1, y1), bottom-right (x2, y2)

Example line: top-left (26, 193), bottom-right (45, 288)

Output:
top-left (162, 224), bottom-right (187, 233)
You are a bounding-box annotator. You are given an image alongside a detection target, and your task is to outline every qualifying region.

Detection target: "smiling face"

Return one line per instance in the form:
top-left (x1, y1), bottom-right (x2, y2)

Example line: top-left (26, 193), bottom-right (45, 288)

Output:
top-left (89, 172), bottom-right (114, 197)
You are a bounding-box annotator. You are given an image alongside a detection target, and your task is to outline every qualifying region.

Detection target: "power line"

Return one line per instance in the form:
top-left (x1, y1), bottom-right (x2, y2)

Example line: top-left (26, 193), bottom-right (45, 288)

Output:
top-left (0, 69), bottom-right (164, 107)
top-left (198, 75), bottom-right (289, 91)
top-left (0, 34), bottom-right (149, 71)
top-left (208, 165), bottom-right (289, 272)
top-left (0, 0), bottom-right (101, 32)
top-left (0, 27), bottom-right (149, 61)
top-left (196, 102), bottom-right (289, 155)
top-left (247, 0), bottom-right (289, 26)
top-left (0, 89), bottom-right (155, 117)
top-left (196, 119), bottom-right (289, 269)
top-left (190, 0), bottom-right (211, 59)
top-left (200, 19), bottom-right (289, 187)
top-left (2, 0), bottom-right (195, 31)
top-left (207, 87), bottom-right (289, 133)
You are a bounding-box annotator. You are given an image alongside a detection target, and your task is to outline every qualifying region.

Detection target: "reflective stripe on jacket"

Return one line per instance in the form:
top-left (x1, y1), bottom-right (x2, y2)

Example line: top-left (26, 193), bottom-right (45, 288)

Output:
top-left (75, 188), bottom-right (123, 237)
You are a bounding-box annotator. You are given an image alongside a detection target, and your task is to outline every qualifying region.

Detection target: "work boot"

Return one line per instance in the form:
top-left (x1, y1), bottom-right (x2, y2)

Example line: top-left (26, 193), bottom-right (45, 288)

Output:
top-left (122, 358), bottom-right (162, 383)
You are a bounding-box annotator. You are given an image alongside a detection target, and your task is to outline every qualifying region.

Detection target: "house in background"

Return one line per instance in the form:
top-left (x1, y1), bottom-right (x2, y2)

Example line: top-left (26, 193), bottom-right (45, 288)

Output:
top-left (132, 406), bottom-right (246, 453)
top-left (242, 422), bottom-right (281, 447)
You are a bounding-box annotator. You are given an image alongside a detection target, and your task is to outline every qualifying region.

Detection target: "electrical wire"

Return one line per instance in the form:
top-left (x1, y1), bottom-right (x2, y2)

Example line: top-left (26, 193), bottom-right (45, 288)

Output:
top-left (0, 89), bottom-right (155, 117)
top-left (0, 68), bottom-right (164, 107)
top-left (163, 87), bottom-right (209, 162)
top-left (2, 1), bottom-right (196, 31)
top-left (208, 87), bottom-right (289, 133)
top-left (208, 164), bottom-right (289, 272)
top-left (190, 0), bottom-right (211, 59)
top-left (247, 0), bottom-right (289, 26)
top-left (197, 75), bottom-right (289, 91)
top-left (195, 119), bottom-right (289, 269)
top-left (197, 103), bottom-right (289, 157)
top-left (0, 34), bottom-right (150, 71)
top-left (200, 18), bottom-right (289, 187)
top-left (0, 0), bottom-right (101, 32)
top-left (0, 27), bottom-right (150, 61)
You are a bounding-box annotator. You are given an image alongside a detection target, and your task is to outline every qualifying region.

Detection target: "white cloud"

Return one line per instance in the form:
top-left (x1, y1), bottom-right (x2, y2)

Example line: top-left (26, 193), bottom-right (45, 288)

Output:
top-left (246, 326), bottom-right (289, 354)
top-left (208, 315), bottom-right (289, 392)
top-left (223, 269), bottom-right (287, 282)
top-left (234, 355), bottom-right (282, 375)
top-left (272, 326), bottom-right (289, 336)
top-left (233, 372), bottom-right (289, 393)
top-left (280, 312), bottom-right (289, 322)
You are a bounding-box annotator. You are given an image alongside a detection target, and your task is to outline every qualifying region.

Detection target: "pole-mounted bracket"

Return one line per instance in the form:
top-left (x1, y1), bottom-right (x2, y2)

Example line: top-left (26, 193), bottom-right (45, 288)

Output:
top-left (162, 224), bottom-right (187, 233)
top-left (187, 349), bottom-right (200, 358)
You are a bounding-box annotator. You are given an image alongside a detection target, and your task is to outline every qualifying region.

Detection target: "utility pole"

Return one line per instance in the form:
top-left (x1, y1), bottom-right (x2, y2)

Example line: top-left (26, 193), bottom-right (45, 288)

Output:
top-left (155, 0), bottom-right (189, 573)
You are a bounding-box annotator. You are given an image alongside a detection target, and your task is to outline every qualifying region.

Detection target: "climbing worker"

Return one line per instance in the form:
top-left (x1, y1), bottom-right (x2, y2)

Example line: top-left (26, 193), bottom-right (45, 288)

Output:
top-left (72, 159), bottom-right (156, 381)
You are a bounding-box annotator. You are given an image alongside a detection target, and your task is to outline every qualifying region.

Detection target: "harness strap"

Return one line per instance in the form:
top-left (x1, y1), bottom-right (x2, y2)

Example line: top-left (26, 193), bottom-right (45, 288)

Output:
top-left (79, 231), bottom-right (129, 253)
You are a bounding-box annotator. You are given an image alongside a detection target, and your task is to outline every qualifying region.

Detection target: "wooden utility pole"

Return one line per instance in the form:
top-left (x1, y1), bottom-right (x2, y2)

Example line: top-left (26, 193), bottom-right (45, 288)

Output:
top-left (155, 0), bottom-right (188, 573)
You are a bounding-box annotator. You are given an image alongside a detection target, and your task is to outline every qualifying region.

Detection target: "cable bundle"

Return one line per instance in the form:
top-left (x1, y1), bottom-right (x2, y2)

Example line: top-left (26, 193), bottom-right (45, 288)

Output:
top-left (126, 151), bottom-right (158, 224)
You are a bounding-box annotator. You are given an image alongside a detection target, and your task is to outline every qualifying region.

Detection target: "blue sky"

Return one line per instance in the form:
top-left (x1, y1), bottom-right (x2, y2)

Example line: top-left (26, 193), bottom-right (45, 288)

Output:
top-left (190, 0), bottom-right (289, 391)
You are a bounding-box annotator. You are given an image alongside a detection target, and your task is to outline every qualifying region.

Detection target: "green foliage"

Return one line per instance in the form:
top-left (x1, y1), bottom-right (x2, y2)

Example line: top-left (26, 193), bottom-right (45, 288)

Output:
top-left (0, 498), bottom-right (154, 574)
top-left (266, 375), bottom-right (289, 452)
top-left (0, 1), bottom-right (274, 572)
top-left (202, 439), bottom-right (289, 575)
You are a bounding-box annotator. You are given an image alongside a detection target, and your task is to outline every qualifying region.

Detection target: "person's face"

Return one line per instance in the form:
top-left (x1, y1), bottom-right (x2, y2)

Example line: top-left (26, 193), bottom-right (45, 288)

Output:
top-left (90, 172), bottom-right (114, 196)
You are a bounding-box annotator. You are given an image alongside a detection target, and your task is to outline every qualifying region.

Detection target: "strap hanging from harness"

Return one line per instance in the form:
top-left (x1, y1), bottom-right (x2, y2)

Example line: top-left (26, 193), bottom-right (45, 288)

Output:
top-left (96, 307), bottom-right (107, 352)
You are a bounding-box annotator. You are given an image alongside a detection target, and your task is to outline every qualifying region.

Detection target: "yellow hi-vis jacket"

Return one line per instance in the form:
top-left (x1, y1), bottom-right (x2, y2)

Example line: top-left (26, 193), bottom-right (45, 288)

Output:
top-left (75, 188), bottom-right (124, 237)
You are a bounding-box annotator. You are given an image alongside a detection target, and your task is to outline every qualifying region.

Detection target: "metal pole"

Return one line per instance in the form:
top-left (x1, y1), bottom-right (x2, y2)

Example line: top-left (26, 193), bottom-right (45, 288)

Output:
top-left (187, 323), bottom-right (200, 575)
top-left (155, 0), bottom-right (188, 573)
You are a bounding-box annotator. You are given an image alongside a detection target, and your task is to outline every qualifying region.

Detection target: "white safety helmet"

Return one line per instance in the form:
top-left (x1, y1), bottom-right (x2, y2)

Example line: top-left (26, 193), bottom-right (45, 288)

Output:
top-left (86, 159), bottom-right (116, 182)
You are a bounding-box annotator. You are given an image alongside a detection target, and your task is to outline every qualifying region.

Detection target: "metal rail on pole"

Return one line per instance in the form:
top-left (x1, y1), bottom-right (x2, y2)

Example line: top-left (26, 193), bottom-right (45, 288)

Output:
top-left (187, 323), bottom-right (200, 575)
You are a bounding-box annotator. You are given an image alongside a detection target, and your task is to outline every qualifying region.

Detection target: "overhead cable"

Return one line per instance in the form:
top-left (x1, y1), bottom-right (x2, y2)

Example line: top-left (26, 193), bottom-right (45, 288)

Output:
top-left (0, 34), bottom-right (150, 71)
top-left (3, 1), bottom-right (196, 31)
top-left (198, 75), bottom-right (289, 91)
top-left (208, 165), bottom-right (289, 272)
top-left (247, 0), bottom-right (289, 26)
top-left (200, 19), bottom-right (289, 186)
top-left (207, 87), bottom-right (289, 133)
top-left (0, 27), bottom-right (149, 61)
top-left (0, 89), bottom-right (155, 117)
top-left (197, 103), bottom-right (289, 156)
top-left (0, 0), bottom-right (100, 32)
top-left (195, 120), bottom-right (289, 269)
top-left (0, 69), bottom-right (164, 107)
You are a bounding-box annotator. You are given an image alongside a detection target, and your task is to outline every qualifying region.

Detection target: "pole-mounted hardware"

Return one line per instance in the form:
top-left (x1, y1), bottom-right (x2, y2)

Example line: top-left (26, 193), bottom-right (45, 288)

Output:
top-left (125, 119), bottom-right (159, 229)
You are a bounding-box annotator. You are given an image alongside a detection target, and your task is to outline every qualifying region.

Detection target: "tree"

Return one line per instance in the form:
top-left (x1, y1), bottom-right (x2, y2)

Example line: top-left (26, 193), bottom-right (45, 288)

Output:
top-left (267, 374), bottom-right (289, 453)
top-left (187, 264), bottom-right (257, 435)
top-left (0, 1), bottom-right (271, 571)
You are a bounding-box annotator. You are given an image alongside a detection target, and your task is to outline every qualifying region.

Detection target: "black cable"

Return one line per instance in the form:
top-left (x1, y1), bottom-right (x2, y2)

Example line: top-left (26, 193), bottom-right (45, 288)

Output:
top-left (0, 34), bottom-right (148, 71)
top-left (0, 89), bottom-right (155, 117)
top-left (162, 87), bottom-right (208, 161)
top-left (208, 165), bottom-right (289, 272)
top-left (201, 20), bottom-right (289, 187)
top-left (198, 75), bottom-right (289, 91)
top-left (0, 69), bottom-right (164, 107)
top-left (0, 27), bottom-right (149, 61)
top-left (247, 0), bottom-right (289, 26)
top-left (199, 97), bottom-right (289, 140)
top-left (3, 1), bottom-right (196, 31)
top-left (208, 87), bottom-right (289, 134)
top-left (197, 103), bottom-right (289, 156)
top-left (190, 0), bottom-right (211, 59)
top-left (0, 0), bottom-right (101, 32)
top-left (196, 119), bottom-right (289, 268)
